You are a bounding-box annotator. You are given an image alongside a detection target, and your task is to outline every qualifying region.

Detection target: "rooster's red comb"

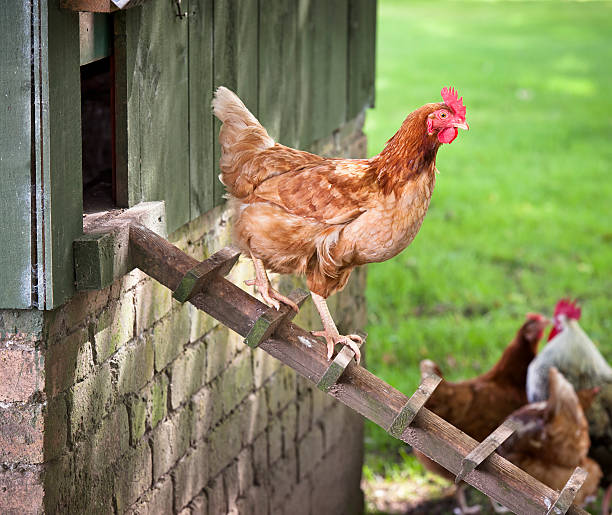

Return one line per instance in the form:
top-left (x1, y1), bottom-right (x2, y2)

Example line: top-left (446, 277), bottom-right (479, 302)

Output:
top-left (441, 87), bottom-right (466, 119)
top-left (554, 298), bottom-right (581, 321)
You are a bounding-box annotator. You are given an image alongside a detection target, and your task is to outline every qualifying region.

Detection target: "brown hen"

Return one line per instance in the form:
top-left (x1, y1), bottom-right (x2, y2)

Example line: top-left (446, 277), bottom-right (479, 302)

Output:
top-left (414, 313), bottom-right (549, 513)
top-left (500, 367), bottom-right (602, 508)
top-left (212, 86), bottom-right (468, 362)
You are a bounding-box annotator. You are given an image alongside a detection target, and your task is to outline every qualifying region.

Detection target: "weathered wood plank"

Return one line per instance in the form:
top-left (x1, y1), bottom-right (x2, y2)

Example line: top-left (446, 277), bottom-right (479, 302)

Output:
top-left (113, 10), bottom-right (141, 207)
top-left (188, 0), bottom-right (215, 218)
top-left (347, 0), bottom-right (376, 120)
top-left (546, 467), bottom-right (588, 515)
top-left (172, 246), bottom-right (241, 303)
top-left (387, 374), bottom-right (441, 438)
top-left (244, 289), bottom-right (310, 349)
top-left (74, 201), bottom-right (166, 290)
top-left (79, 12), bottom-right (112, 65)
top-left (42, 0), bottom-right (83, 308)
top-left (134, 1), bottom-right (190, 233)
top-left (455, 418), bottom-right (518, 484)
top-left (297, 0), bottom-right (347, 148)
top-left (325, 0), bottom-right (348, 135)
top-left (60, 0), bottom-right (149, 12)
top-left (0, 0), bottom-right (34, 308)
top-left (258, 0), bottom-right (298, 147)
top-left (317, 345), bottom-right (356, 392)
top-left (212, 0), bottom-right (259, 207)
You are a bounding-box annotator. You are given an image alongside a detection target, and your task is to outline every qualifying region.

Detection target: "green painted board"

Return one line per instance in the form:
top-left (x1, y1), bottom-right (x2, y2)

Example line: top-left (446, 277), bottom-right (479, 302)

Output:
top-left (347, 0), bottom-right (376, 120)
top-left (212, 0), bottom-right (259, 207)
top-left (258, 0), bottom-right (298, 148)
top-left (189, 0), bottom-right (214, 219)
top-left (113, 10), bottom-right (142, 208)
top-left (79, 12), bottom-right (113, 65)
top-left (134, 1), bottom-right (190, 234)
top-left (43, 0), bottom-right (83, 309)
top-left (0, 0), bottom-right (34, 308)
top-left (325, 0), bottom-right (348, 134)
top-left (115, 2), bottom-right (190, 233)
top-left (297, 0), bottom-right (348, 148)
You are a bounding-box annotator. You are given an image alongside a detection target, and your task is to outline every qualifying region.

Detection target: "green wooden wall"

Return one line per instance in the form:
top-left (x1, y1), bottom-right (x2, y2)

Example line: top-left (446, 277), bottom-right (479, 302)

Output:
top-left (115, 0), bottom-right (376, 233)
top-left (0, 0), bottom-right (82, 310)
top-left (0, 0), bottom-right (375, 310)
top-left (0, 0), bottom-right (34, 308)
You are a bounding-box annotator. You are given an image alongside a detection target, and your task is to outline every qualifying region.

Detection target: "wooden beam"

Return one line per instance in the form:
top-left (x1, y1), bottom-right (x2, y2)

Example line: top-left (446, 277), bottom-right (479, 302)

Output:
top-left (126, 225), bottom-right (589, 515)
top-left (60, 0), bottom-right (149, 12)
top-left (74, 201), bottom-right (166, 290)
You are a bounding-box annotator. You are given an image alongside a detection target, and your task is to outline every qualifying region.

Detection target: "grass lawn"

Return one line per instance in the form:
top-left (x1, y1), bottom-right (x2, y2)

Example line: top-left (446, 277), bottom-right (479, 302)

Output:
top-left (362, 0), bottom-right (612, 511)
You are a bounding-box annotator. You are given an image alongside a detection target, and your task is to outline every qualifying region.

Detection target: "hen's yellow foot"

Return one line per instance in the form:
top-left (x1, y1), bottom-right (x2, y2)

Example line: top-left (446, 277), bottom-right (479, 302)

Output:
top-left (244, 278), bottom-right (299, 312)
top-left (312, 329), bottom-right (362, 364)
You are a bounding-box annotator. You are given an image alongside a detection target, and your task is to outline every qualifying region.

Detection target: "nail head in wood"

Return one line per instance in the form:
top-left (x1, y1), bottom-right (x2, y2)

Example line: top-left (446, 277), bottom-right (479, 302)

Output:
top-left (455, 418), bottom-right (519, 484)
top-left (172, 247), bottom-right (241, 303)
top-left (244, 289), bottom-right (310, 348)
top-left (545, 467), bottom-right (588, 515)
top-left (317, 346), bottom-right (356, 392)
top-left (387, 374), bottom-right (441, 439)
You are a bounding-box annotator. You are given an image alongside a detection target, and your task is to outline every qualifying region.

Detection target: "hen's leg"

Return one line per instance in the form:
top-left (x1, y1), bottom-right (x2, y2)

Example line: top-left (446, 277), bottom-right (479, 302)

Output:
top-left (310, 292), bottom-right (362, 363)
top-left (452, 484), bottom-right (481, 515)
top-left (245, 255), bottom-right (299, 312)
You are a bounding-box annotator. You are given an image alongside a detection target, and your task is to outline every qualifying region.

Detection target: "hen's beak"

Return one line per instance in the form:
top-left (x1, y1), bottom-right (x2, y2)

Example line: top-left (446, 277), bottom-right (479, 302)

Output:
top-left (454, 122), bottom-right (469, 131)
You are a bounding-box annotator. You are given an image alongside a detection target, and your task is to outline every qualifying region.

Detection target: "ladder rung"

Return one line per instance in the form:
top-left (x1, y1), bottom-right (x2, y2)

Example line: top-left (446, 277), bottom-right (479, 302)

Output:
top-left (172, 247), bottom-right (241, 302)
top-left (546, 467), bottom-right (588, 515)
top-left (317, 345), bottom-right (358, 392)
top-left (455, 418), bottom-right (518, 484)
top-left (244, 289), bottom-right (310, 348)
top-left (387, 374), bottom-right (441, 438)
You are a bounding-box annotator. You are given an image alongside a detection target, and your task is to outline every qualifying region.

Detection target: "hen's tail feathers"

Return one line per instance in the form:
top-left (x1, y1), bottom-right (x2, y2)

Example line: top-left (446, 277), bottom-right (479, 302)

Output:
top-left (212, 87), bottom-right (275, 196)
top-left (547, 367), bottom-right (582, 422)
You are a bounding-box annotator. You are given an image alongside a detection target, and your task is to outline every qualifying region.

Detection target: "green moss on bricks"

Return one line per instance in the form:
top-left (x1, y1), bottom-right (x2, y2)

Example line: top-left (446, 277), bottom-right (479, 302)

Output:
top-left (152, 304), bottom-right (191, 372)
top-left (127, 396), bottom-right (147, 445)
top-left (149, 374), bottom-right (169, 430)
top-left (92, 291), bottom-right (135, 364)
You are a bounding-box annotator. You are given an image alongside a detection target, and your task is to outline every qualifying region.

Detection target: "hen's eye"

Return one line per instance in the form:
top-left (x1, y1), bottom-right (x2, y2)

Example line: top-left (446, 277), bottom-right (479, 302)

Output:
top-left (439, 112), bottom-right (448, 119)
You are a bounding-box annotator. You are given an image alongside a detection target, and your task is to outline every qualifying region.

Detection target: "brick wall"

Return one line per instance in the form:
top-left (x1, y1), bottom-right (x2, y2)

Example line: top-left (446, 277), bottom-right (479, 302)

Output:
top-left (0, 115), bottom-right (368, 514)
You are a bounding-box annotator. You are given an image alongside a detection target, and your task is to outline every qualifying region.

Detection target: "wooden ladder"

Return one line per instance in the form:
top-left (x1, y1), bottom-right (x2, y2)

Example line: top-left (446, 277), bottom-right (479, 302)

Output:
top-left (128, 223), bottom-right (588, 515)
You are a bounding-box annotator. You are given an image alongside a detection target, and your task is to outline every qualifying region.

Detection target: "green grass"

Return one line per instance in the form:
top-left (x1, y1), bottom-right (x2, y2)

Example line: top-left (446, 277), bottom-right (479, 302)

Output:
top-left (363, 0), bottom-right (612, 483)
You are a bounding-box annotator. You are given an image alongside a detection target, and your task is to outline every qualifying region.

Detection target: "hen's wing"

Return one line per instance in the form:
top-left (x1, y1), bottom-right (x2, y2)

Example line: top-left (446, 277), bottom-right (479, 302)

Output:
top-left (252, 158), bottom-right (376, 225)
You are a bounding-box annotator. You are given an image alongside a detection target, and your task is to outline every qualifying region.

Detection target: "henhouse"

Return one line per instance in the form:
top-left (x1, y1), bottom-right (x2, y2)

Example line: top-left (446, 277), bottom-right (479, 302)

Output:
top-left (1, 0), bottom-right (374, 512)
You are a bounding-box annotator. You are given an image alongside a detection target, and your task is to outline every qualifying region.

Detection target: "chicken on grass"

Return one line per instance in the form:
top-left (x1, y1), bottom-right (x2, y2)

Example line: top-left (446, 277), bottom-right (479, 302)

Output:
top-left (527, 299), bottom-right (612, 515)
top-left (414, 313), bottom-right (550, 514)
top-left (500, 367), bottom-right (602, 509)
top-left (212, 86), bottom-right (468, 363)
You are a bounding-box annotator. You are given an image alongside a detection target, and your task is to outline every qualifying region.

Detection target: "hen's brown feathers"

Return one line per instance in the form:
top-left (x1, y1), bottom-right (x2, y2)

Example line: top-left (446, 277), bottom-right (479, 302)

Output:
top-left (499, 368), bottom-right (602, 505)
top-left (420, 316), bottom-right (546, 442)
top-left (213, 87), bottom-right (447, 298)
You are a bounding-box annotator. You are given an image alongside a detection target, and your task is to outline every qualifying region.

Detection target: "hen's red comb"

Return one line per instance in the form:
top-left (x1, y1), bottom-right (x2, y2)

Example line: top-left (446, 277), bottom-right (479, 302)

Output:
top-left (554, 298), bottom-right (581, 321)
top-left (441, 87), bottom-right (466, 119)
